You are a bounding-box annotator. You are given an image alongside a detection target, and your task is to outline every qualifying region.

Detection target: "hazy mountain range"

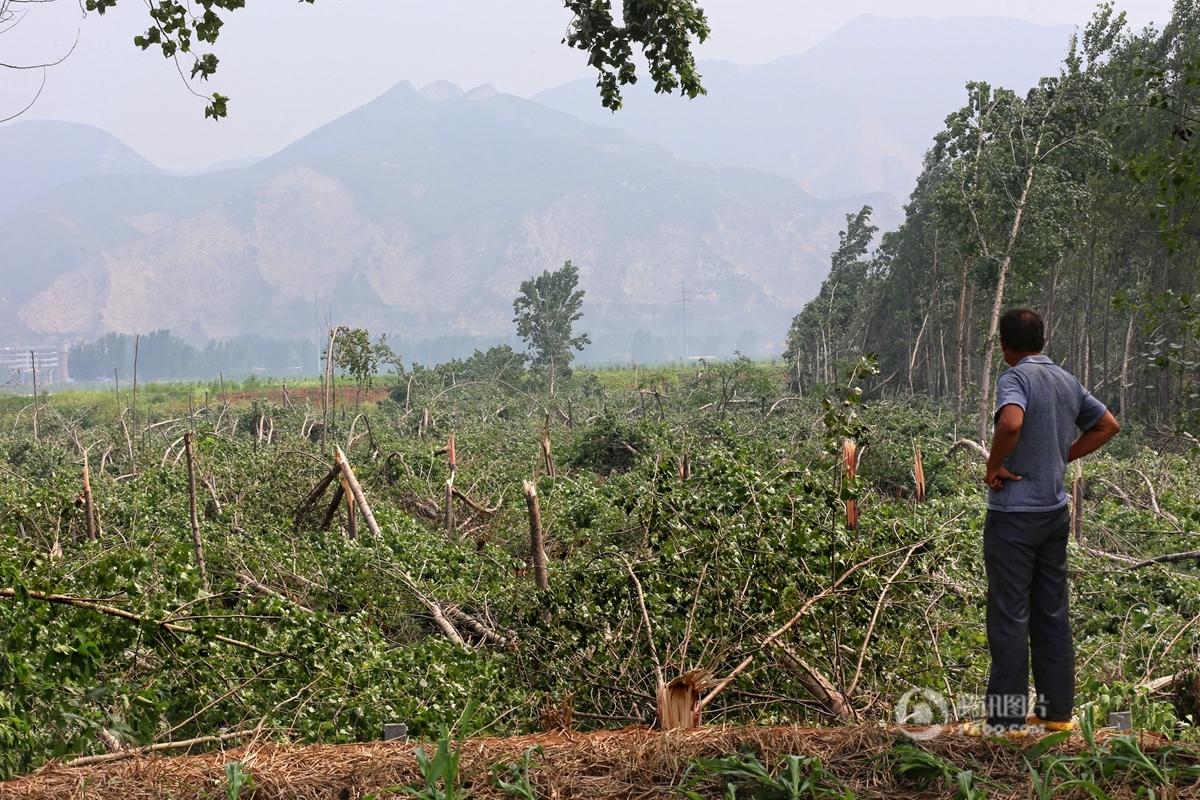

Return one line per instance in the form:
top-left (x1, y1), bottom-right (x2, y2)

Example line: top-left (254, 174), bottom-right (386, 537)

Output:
top-left (535, 15), bottom-right (1073, 201)
top-left (0, 16), bottom-right (1073, 360)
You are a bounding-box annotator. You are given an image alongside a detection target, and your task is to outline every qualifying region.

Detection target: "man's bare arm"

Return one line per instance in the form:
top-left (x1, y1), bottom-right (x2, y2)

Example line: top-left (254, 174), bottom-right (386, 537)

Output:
top-left (986, 404), bottom-right (1025, 490)
top-left (1068, 410), bottom-right (1120, 462)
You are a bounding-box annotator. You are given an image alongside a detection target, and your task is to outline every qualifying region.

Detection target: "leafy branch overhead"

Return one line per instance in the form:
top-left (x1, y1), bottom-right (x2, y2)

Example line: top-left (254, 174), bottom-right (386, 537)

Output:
top-left (81, 0), bottom-right (710, 119)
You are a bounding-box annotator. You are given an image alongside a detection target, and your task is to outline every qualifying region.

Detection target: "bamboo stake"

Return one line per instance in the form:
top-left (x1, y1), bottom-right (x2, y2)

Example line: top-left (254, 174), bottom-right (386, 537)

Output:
top-left (131, 334), bottom-right (139, 448)
top-left (524, 480), bottom-right (549, 591)
top-left (183, 433), bottom-right (211, 594)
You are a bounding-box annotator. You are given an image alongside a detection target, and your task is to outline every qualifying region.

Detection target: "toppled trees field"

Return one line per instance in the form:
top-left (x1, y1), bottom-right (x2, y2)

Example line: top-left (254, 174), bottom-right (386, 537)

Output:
top-left (0, 362), bottom-right (1198, 797)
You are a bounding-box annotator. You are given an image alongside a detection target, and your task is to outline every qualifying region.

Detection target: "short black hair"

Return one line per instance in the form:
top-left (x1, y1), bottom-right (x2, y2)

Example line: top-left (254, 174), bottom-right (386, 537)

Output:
top-left (999, 308), bottom-right (1045, 353)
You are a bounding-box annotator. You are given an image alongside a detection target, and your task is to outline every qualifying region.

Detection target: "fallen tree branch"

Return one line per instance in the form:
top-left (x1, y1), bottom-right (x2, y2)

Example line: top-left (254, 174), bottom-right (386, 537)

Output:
top-left (771, 641), bottom-right (856, 721)
top-left (64, 729), bottom-right (252, 767)
top-left (698, 541), bottom-right (928, 711)
top-left (949, 438), bottom-right (989, 460)
top-left (451, 487), bottom-right (502, 515)
top-left (766, 396), bottom-right (803, 416)
top-left (1127, 549), bottom-right (1200, 570)
top-left (0, 588), bottom-right (282, 658)
top-left (847, 541), bottom-right (922, 696)
top-left (236, 572), bottom-right (314, 613)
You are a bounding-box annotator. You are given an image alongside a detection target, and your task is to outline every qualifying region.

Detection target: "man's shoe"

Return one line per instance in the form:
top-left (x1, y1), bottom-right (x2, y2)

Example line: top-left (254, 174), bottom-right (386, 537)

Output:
top-left (1028, 715), bottom-right (1076, 733)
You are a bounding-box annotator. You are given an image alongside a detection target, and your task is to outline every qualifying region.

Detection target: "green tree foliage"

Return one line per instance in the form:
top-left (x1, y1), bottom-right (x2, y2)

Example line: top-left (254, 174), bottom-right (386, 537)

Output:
top-left (784, 206), bottom-right (877, 389)
top-left (79, 0), bottom-right (708, 118)
top-left (68, 331), bottom-right (309, 382)
top-left (513, 261), bottom-right (591, 396)
top-left (784, 2), bottom-right (1200, 433)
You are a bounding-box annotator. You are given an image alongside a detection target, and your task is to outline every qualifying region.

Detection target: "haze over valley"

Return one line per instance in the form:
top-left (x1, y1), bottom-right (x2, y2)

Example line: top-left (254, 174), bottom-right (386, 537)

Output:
top-left (2, 15), bottom-right (1074, 364)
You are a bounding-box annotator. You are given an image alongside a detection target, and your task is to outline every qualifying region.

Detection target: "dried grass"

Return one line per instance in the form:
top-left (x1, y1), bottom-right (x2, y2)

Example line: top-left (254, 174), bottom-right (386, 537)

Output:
top-left (0, 724), bottom-right (1186, 800)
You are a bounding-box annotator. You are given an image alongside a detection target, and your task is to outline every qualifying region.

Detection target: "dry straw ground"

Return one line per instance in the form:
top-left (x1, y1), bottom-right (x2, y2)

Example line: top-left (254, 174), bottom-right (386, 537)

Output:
top-left (0, 724), bottom-right (1184, 800)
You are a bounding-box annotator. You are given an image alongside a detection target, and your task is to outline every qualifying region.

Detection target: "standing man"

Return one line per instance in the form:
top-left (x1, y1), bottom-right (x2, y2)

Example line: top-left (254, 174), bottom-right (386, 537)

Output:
top-left (974, 308), bottom-right (1120, 735)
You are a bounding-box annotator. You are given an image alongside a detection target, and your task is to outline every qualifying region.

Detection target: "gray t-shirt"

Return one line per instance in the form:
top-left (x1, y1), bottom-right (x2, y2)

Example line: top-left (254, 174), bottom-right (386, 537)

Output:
top-left (987, 354), bottom-right (1108, 513)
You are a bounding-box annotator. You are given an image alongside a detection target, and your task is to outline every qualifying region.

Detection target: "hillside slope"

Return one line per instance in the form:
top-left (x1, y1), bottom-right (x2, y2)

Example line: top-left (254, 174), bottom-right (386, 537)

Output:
top-left (0, 82), bottom-right (883, 356)
top-left (0, 120), bottom-right (161, 215)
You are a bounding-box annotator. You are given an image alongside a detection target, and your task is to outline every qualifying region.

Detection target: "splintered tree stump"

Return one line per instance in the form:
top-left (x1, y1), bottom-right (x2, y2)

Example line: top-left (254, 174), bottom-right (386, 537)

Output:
top-left (657, 671), bottom-right (711, 730)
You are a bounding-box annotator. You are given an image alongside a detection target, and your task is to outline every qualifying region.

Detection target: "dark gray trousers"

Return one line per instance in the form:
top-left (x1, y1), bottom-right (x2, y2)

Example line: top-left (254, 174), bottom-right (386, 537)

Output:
top-left (983, 506), bottom-right (1074, 727)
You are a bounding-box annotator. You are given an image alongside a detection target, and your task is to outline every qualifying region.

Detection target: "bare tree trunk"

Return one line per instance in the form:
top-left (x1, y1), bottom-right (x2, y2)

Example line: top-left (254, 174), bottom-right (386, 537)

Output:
top-left (977, 132), bottom-right (1045, 443)
top-left (1120, 313), bottom-right (1135, 418)
top-left (29, 350), bottom-right (38, 442)
top-left (908, 313), bottom-right (930, 395)
top-left (183, 433), bottom-right (210, 595)
top-left (444, 433), bottom-right (456, 537)
top-left (523, 480), bottom-right (549, 591)
top-left (955, 260), bottom-right (969, 427)
top-left (334, 446), bottom-right (381, 538)
top-left (82, 452), bottom-right (99, 542)
top-left (1045, 257), bottom-right (1061, 354)
top-left (322, 328), bottom-right (338, 448)
top-left (132, 334), bottom-right (140, 447)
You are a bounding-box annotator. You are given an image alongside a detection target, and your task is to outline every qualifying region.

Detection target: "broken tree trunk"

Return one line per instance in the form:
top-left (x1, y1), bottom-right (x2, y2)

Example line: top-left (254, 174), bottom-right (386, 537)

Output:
top-left (445, 433), bottom-right (457, 537)
top-left (949, 438), bottom-right (990, 460)
top-left (1071, 466), bottom-right (1084, 543)
top-left (771, 641), bottom-right (855, 721)
top-left (524, 480), bottom-right (549, 591)
top-left (540, 430), bottom-right (555, 478)
top-left (183, 433), bottom-right (210, 595)
top-left (293, 464), bottom-right (342, 530)
top-left (842, 439), bottom-right (859, 530)
top-left (82, 452), bottom-right (99, 541)
top-left (334, 446), bottom-right (382, 538)
top-left (913, 444), bottom-right (926, 503)
top-left (320, 485), bottom-right (346, 531)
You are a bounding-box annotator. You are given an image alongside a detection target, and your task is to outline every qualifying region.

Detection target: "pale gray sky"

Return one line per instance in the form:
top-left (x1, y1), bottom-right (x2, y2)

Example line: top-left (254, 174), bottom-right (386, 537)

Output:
top-left (0, 0), bottom-right (1175, 170)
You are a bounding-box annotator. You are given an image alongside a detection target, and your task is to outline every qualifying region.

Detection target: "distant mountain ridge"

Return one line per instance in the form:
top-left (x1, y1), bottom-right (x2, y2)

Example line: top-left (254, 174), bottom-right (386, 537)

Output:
top-left (535, 15), bottom-right (1075, 203)
top-left (0, 15), bottom-right (1074, 358)
top-left (0, 81), bottom-right (880, 357)
top-left (0, 120), bottom-right (161, 214)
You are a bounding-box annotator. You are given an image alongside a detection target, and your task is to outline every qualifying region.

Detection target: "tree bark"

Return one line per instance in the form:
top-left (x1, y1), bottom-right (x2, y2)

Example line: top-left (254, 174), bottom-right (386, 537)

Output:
top-left (82, 453), bottom-right (99, 542)
top-left (523, 480), bottom-right (549, 591)
top-left (977, 129), bottom-right (1046, 443)
top-left (334, 446), bottom-right (380, 538)
top-left (183, 433), bottom-right (210, 594)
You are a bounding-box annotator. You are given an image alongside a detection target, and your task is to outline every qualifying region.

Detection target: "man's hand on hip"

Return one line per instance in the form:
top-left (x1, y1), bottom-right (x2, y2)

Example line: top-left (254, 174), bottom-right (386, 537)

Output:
top-left (985, 465), bottom-right (1022, 491)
